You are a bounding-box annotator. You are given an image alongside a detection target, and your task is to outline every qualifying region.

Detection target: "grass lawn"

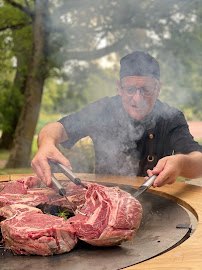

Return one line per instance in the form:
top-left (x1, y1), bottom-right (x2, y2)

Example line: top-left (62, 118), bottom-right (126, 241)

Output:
top-left (0, 167), bottom-right (35, 175)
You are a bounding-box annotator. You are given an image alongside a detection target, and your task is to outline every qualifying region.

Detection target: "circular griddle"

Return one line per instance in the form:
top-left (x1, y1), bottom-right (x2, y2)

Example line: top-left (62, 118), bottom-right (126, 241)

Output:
top-left (0, 183), bottom-right (191, 270)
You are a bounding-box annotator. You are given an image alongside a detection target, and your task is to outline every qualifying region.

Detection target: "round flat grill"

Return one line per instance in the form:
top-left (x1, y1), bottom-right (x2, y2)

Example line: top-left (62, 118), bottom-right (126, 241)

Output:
top-left (0, 183), bottom-right (192, 270)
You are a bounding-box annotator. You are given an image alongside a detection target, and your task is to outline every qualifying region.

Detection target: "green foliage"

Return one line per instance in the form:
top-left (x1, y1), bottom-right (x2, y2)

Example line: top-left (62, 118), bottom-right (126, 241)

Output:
top-left (0, 149), bottom-right (9, 160)
top-left (35, 112), bottom-right (63, 134)
top-left (156, 2), bottom-right (202, 120)
top-left (0, 135), bottom-right (95, 174)
top-left (55, 208), bottom-right (70, 219)
top-left (0, 1), bottom-right (32, 140)
top-left (41, 63), bottom-right (118, 115)
top-left (196, 138), bottom-right (202, 146)
top-left (0, 0), bottom-right (201, 169)
top-left (59, 137), bottom-right (95, 173)
top-left (0, 82), bottom-right (23, 131)
top-left (84, 65), bottom-right (118, 104)
top-left (1, 0), bottom-right (202, 122)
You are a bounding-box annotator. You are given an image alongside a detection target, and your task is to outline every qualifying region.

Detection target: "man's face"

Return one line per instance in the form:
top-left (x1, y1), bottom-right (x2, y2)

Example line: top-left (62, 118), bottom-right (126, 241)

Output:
top-left (118, 76), bottom-right (161, 121)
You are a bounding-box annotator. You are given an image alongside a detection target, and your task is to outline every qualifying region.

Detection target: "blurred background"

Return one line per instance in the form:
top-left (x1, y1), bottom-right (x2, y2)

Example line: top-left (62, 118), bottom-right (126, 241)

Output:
top-left (0, 0), bottom-right (201, 175)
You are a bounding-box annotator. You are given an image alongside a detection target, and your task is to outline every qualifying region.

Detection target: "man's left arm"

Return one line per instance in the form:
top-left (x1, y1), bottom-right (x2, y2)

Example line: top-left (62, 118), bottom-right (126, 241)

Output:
top-left (147, 151), bottom-right (202, 187)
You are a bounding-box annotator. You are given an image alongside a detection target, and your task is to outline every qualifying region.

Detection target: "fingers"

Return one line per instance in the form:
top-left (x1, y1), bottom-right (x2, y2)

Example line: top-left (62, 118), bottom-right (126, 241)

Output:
top-left (145, 155), bottom-right (183, 188)
top-left (147, 169), bottom-right (153, 177)
top-left (31, 158), bottom-right (52, 187)
top-left (150, 158), bottom-right (167, 187)
top-left (145, 157), bottom-right (178, 187)
top-left (144, 169), bottom-right (153, 181)
top-left (31, 146), bottom-right (72, 187)
top-left (152, 166), bottom-right (177, 187)
top-left (40, 160), bottom-right (52, 187)
top-left (151, 159), bottom-right (167, 175)
top-left (154, 175), bottom-right (176, 187)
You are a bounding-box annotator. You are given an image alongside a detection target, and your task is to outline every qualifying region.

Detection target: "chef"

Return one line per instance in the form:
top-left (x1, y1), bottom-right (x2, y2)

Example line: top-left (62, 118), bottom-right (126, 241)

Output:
top-left (31, 51), bottom-right (202, 187)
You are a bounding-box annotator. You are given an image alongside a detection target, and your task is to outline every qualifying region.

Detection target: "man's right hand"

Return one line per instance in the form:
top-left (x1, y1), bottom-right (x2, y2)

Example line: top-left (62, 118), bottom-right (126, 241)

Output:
top-left (31, 122), bottom-right (71, 187)
top-left (31, 144), bottom-right (72, 187)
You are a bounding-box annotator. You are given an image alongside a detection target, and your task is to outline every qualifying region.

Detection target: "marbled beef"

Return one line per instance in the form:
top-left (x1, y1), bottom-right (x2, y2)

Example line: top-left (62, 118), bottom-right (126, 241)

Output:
top-left (0, 176), bottom-right (142, 255)
top-left (69, 183), bottom-right (142, 246)
top-left (0, 204), bottom-right (77, 255)
top-left (0, 177), bottom-right (86, 211)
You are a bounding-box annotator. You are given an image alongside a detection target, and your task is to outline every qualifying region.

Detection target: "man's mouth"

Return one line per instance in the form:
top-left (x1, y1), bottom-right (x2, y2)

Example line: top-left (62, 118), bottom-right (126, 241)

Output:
top-left (131, 105), bottom-right (142, 110)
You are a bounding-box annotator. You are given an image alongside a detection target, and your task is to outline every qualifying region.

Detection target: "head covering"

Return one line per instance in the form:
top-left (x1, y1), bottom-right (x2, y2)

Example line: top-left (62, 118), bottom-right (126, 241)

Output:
top-left (120, 51), bottom-right (160, 80)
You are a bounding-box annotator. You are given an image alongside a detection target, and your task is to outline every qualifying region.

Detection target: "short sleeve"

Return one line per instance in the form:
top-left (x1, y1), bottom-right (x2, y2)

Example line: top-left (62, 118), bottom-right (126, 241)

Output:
top-left (58, 97), bottom-right (112, 148)
top-left (168, 111), bottom-right (202, 154)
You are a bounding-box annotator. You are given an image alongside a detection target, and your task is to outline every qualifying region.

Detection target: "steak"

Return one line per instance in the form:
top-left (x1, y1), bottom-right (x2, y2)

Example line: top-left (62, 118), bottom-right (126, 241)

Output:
top-left (0, 204), bottom-right (77, 255)
top-left (0, 204), bottom-right (42, 219)
top-left (0, 176), bottom-right (143, 255)
top-left (0, 177), bottom-right (86, 211)
top-left (0, 181), bottom-right (27, 195)
top-left (69, 183), bottom-right (142, 246)
top-left (16, 175), bottom-right (41, 188)
top-left (0, 193), bottom-right (49, 207)
top-left (0, 178), bottom-right (49, 207)
top-left (49, 181), bottom-right (87, 210)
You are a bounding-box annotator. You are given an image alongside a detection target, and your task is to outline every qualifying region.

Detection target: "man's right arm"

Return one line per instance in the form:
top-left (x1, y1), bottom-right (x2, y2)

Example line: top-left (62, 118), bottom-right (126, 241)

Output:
top-left (31, 122), bottom-right (72, 186)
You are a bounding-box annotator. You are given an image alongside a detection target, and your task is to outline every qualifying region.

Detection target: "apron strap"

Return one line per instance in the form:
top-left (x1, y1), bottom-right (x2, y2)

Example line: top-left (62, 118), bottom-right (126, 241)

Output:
top-left (138, 129), bottom-right (157, 176)
top-left (147, 129), bottom-right (155, 162)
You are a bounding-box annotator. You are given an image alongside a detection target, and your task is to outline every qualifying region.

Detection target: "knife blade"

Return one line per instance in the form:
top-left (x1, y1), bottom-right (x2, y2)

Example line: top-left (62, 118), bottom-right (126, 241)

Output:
top-left (56, 163), bottom-right (88, 189)
top-left (133, 175), bottom-right (157, 198)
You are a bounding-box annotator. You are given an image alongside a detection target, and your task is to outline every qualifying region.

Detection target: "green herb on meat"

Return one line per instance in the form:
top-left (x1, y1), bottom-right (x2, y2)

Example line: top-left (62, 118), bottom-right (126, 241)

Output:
top-left (0, 185), bottom-right (5, 192)
top-left (12, 195), bottom-right (19, 198)
top-left (55, 208), bottom-right (70, 220)
top-left (19, 194), bottom-right (28, 198)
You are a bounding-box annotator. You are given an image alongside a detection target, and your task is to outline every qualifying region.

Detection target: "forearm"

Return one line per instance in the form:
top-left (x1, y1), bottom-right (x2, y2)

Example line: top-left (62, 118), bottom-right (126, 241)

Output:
top-left (38, 122), bottom-right (68, 147)
top-left (179, 151), bottom-right (202, 179)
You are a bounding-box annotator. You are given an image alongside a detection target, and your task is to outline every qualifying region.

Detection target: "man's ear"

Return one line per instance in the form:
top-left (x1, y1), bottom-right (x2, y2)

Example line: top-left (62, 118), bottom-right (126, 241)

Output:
top-left (117, 79), bottom-right (122, 96)
top-left (156, 81), bottom-right (162, 98)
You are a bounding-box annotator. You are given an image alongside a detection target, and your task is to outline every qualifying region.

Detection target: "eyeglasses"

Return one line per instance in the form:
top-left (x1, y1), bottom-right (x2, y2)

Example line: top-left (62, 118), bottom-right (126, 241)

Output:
top-left (121, 82), bottom-right (159, 98)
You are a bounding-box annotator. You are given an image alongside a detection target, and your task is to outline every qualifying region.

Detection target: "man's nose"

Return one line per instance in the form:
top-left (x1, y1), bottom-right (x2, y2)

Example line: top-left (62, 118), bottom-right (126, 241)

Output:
top-left (132, 90), bottom-right (142, 102)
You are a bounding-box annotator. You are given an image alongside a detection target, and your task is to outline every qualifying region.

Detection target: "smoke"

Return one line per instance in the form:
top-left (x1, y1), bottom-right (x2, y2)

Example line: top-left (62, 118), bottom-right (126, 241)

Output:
top-left (44, 0), bottom-right (201, 176)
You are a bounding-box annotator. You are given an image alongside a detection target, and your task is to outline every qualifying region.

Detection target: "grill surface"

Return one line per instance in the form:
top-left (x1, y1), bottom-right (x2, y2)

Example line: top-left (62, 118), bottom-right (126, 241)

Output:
top-left (0, 183), bottom-right (191, 270)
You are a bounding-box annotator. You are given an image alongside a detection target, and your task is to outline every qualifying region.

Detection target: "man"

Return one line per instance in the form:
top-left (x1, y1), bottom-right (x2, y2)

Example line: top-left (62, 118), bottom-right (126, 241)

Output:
top-left (31, 51), bottom-right (202, 187)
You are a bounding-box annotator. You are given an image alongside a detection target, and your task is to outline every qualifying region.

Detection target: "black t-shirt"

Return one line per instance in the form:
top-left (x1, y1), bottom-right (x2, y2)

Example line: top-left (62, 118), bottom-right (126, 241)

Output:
top-left (58, 95), bottom-right (202, 176)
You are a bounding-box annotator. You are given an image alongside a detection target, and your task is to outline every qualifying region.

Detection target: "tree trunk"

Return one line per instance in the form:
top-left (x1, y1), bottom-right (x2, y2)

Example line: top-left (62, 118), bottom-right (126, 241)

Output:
top-left (6, 0), bottom-right (49, 168)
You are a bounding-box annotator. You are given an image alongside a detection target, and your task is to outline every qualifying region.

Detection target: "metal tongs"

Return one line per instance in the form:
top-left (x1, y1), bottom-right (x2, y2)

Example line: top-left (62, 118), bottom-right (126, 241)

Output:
top-left (133, 175), bottom-right (157, 198)
top-left (51, 174), bottom-right (76, 214)
top-left (56, 162), bottom-right (88, 190)
top-left (50, 162), bottom-right (88, 215)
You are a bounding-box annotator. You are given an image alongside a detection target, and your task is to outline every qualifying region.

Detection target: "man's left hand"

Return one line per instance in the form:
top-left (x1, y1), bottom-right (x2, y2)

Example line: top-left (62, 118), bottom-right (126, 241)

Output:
top-left (146, 155), bottom-right (183, 187)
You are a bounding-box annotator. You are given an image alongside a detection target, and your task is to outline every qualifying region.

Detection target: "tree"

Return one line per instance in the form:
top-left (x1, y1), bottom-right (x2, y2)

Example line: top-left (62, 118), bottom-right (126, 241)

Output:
top-left (0, 0), bottom-right (201, 167)
top-left (41, 63), bottom-right (118, 115)
top-left (6, 0), bottom-right (49, 167)
top-left (157, 1), bottom-right (202, 119)
top-left (0, 1), bottom-right (32, 149)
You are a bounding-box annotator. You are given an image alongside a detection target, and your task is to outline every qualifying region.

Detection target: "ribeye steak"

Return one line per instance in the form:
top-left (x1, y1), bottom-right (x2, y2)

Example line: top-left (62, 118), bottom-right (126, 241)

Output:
top-left (0, 204), bottom-right (77, 255)
top-left (0, 178), bottom-right (86, 210)
top-left (0, 176), bottom-right (143, 255)
top-left (69, 183), bottom-right (142, 246)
